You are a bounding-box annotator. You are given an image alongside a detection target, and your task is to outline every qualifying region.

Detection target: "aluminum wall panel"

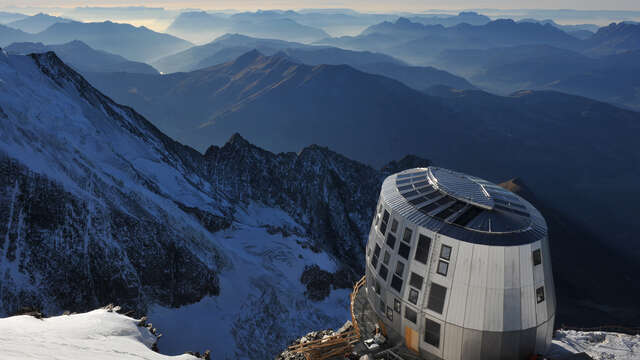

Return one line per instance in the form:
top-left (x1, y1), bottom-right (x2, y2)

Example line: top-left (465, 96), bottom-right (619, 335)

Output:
top-left (518, 327), bottom-right (537, 359)
top-left (487, 246), bottom-right (505, 290)
top-left (504, 245), bottom-right (520, 289)
top-left (452, 242), bottom-right (473, 286)
top-left (500, 330), bottom-right (520, 360)
top-left (447, 283), bottom-right (468, 327)
top-left (464, 285), bottom-right (486, 330)
top-left (469, 245), bottom-right (489, 288)
top-left (484, 288), bottom-right (504, 331)
top-left (535, 322), bottom-right (548, 354)
top-left (519, 244), bottom-right (534, 287)
top-left (461, 328), bottom-right (483, 360)
top-left (521, 286), bottom-right (536, 329)
top-left (503, 287), bottom-right (522, 331)
top-left (480, 331), bottom-right (502, 360)
top-left (443, 323), bottom-right (463, 360)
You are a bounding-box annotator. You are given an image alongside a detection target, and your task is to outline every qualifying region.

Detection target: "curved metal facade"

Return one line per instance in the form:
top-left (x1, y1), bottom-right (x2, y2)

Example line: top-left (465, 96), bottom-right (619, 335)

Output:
top-left (364, 167), bottom-right (556, 360)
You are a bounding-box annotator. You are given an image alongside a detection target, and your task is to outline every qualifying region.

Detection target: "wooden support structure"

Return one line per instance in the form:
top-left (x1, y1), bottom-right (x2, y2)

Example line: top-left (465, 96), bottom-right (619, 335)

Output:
top-left (287, 275), bottom-right (366, 360)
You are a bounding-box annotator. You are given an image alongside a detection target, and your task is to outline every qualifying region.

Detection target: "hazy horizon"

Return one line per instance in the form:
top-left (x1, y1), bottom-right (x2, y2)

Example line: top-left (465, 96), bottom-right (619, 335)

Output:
top-left (2, 1), bottom-right (640, 12)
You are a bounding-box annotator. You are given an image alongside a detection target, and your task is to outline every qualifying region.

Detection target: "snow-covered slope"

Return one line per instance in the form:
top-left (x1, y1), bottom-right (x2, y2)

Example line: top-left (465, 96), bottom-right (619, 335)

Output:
top-left (549, 330), bottom-right (640, 360)
top-left (0, 49), bottom-right (429, 358)
top-left (0, 309), bottom-right (196, 360)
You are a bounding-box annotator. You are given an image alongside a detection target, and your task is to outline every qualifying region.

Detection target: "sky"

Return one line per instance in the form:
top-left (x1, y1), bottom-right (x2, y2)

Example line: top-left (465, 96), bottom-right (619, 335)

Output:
top-left (1, 0), bottom-right (640, 12)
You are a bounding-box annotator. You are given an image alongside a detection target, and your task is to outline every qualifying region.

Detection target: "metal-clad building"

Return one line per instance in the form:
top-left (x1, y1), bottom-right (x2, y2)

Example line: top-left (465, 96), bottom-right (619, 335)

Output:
top-left (365, 167), bottom-right (556, 359)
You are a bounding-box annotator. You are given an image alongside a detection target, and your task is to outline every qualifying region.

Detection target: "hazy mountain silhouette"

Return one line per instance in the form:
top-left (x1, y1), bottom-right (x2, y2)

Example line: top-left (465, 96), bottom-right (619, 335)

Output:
top-left (318, 18), bottom-right (582, 64)
top-left (33, 21), bottom-right (192, 62)
top-left (6, 40), bottom-right (159, 74)
top-left (517, 18), bottom-right (598, 39)
top-left (408, 12), bottom-right (491, 27)
top-left (583, 22), bottom-right (640, 56)
top-left (0, 24), bottom-right (32, 45)
top-left (0, 11), bottom-right (27, 24)
top-left (6, 13), bottom-right (75, 33)
top-left (151, 34), bottom-right (472, 91)
top-left (433, 44), bottom-right (640, 110)
top-left (166, 11), bottom-right (330, 44)
top-left (82, 50), bottom-right (640, 256)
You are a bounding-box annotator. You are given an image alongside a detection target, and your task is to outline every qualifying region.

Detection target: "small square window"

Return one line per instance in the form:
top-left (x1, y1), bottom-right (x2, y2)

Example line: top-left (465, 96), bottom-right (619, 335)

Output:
top-left (440, 245), bottom-right (452, 260)
top-left (394, 298), bottom-right (401, 313)
top-left (398, 242), bottom-right (411, 260)
top-left (533, 249), bottom-right (542, 266)
top-left (437, 260), bottom-right (449, 276)
top-left (386, 306), bottom-right (393, 321)
top-left (373, 244), bottom-right (381, 258)
top-left (375, 281), bottom-right (381, 295)
top-left (391, 219), bottom-right (399, 233)
top-left (404, 307), bottom-right (417, 324)
top-left (371, 255), bottom-right (378, 269)
top-left (536, 286), bottom-right (545, 303)
top-left (379, 264), bottom-right (389, 281)
top-left (383, 251), bottom-right (391, 265)
top-left (408, 289), bottom-right (419, 305)
top-left (402, 228), bottom-right (413, 244)
top-left (424, 318), bottom-right (441, 348)
top-left (391, 275), bottom-right (403, 293)
top-left (395, 261), bottom-right (405, 277)
top-left (409, 272), bottom-right (424, 290)
top-left (386, 233), bottom-right (397, 249)
top-left (380, 221), bottom-right (388, 236)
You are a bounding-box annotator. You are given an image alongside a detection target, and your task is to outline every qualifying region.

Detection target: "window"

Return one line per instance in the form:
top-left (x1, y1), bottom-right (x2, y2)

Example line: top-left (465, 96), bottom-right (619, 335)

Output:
top-left (402, 228), bottom-right (413, 244)
top-left (408, 289), bottom-right (419, 305)
top-left (398, 243), bottom-right (411, 260)
top-left (371, 244), bottom-right (381, 269)
top-left (380, 210), bottom-right (390, 235)
top-left (386, 233), bottom-right (397, 250)
top-left (379, 299), bottom-right (386, 313)
top-left (536, 286), bottom-right (545, 303)
top-left (404, 307), bottom-right (417, 324)
top-left (415, 235), bottom-right (431, 264)
top-left (379, 264), bottom-right (389, 281)
top-left (386, 306), bottom-right (393, 321)
top-left (391, 219), bottom-right (399, 233)
top-left (391, 275), bottom-right (403, 293)
top-left (427, 283), bottom-right (447, 314)
top-left (375, 281), bottom-right (381, 295)
top-left (437, 260), bottom-right (449, 276)
top-left (424, 319), bottom-right (441, 348)
top-left (440, 245), bottom-right (452, 261)
top-left (533, 249), bottom-right (542, 266)
top-left (395, 261), bottom-right (405, 277)
top-left (394, 299), bottom-right (401, 313)
top-left (383, 251), bottom-right (391, 265)
top-left (409, 272), bottom-right (424, 290)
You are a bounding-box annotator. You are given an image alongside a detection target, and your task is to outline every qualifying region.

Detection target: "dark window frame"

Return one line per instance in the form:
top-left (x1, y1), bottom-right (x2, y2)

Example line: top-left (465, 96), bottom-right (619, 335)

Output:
top-left (386, 233), bottom-right (397, 250)
top-left (409, 272), bottom-right (424, 290)
top-left (398, 242), bottom-right (411, 260)
top-left (427, 283), bottom-right (447, 314)
top-left (533, 249), bottom-right (542, 266)
top-left (408, 288), bottom-right (419, 305)
top-left (424, 318), bottom-right (441, 348)
top-left (536, 286), bottom-right (545, 303)
top-left (391, 275), bottom-right (403, 293)
top-left (402, 228), bottom-right (413, 244)
top-left (395, 261), bottom-right (405, 277)
top-left (440, 244), bottom-right (452, 260)
top-left (404, 306), bottom-right (417, 324)
top-left (415, 234), bottom-right (431, 264)
top-left (394, 298), bottom-right (401, 313)
top-left (436, 260), bottom-right (449, 277)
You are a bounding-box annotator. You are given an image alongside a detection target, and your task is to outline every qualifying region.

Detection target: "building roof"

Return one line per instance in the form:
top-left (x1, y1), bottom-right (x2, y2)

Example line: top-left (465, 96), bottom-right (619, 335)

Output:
top-left (383, 167), bottom-right (547, 246)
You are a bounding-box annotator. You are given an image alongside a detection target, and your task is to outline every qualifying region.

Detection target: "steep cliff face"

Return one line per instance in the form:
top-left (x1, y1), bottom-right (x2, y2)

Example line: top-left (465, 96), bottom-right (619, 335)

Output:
top-left (0, 50), bottom-right (430, 358)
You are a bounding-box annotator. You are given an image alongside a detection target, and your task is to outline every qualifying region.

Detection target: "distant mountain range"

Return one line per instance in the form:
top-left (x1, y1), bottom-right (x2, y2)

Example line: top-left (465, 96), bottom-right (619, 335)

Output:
top-left (0, 11), bottom-right (27, 24)
top-left (6, 13), bottom-right (74, 33)
top-left (408, 11), bottom-right (491, 27)
top-left (318, 18), bottom-right (583, 64)
top-left (165, 10), bottom-right (396, 43)
top-left (150, 34), bottom-right (472, 91)
top-left (6, 41), bottom-right (159, 74)
top-left (82, 50), bottom-right (640, 259)
top-left (432, 44), bottom-right (640, 110)
top-left (166, 11), bottom-right (330, 44)
top-left (0, 20), bottom-right (192, 62)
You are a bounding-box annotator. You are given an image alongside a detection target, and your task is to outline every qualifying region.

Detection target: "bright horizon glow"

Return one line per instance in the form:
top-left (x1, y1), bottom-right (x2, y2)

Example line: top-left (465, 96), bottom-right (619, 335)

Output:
top-left (2, 1), bottom-right (640, 12)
